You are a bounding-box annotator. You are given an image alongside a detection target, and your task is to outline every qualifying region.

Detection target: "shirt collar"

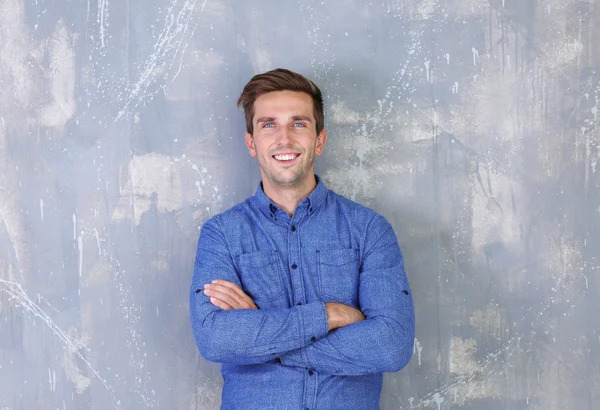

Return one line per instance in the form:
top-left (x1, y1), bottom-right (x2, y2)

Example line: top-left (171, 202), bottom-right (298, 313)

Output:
top-left (254, 175), bottom-right (328, 218)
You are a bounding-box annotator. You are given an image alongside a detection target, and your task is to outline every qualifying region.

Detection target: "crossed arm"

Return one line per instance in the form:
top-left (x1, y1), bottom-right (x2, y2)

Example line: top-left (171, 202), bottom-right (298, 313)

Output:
top-left (189, 215), bottom-right (415, 375)
top-left (203, 280), bottom-right (365, 331)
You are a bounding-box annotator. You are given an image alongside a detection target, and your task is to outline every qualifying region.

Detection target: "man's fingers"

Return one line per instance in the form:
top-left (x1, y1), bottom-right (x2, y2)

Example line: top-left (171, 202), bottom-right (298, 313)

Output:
top-left (211, 280), bottom-right (248, 298)
top-left (209, 292), bottom-right (255, 310)
top-left (205, 286), bottom-right (239, 307)
top-left (205, 284), bottom-right (243, 305)
top-left (207, 281), bottom-right (256, 307)
top-left (205, 283), bottom-right (257, 309)
top-left (209, 296), bottom-right (234, 310)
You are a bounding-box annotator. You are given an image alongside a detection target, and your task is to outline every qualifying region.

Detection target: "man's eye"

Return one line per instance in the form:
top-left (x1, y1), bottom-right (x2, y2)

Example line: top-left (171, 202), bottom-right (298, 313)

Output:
top-left (293, 122), bottom-right (305, 127)
top-left (263, 123), bottom-right (274, 128)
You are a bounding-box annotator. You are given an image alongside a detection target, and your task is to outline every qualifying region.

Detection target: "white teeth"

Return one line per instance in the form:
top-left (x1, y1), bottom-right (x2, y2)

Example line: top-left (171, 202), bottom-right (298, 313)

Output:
top-left (274, 154), bottom-right (297, 161)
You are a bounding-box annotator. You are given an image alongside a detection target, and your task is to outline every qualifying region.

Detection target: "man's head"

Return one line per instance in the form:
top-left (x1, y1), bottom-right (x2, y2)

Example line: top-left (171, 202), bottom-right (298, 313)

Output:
top-left (237, 69), bottom-right (327, 190)
top-left (237, 68), bottom-right (324, 136)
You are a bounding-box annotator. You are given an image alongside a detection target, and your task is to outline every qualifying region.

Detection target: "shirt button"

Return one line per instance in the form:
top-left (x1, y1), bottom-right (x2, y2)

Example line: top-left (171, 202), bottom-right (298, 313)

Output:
top-left (308, 369), bottom-right (314, 376)
top-left (311, 336), bottom-right (316, 342)
top-left (297, 302), bottom-right (303, 306)
top-left (291, 225), bottom-right (296, 232)
top-left (291, 263), bottom-right (297, 270)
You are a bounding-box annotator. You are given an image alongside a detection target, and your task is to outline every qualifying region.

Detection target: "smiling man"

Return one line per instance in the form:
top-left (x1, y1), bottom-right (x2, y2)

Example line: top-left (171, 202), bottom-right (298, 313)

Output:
top-left (189, 68), bottom-right (415, 410)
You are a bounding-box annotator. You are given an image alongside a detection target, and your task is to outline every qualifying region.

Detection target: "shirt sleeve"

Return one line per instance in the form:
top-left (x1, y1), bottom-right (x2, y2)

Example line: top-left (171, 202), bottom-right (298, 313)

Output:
top-left (278, 214), bottom-right (415, 375)
top-left (189, 216), bottom-right (329, 365)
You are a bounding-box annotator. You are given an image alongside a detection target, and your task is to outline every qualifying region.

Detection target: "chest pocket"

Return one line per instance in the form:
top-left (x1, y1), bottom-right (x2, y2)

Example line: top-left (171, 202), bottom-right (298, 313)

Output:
top-left (317, 248), bottom-right (360, 305)
top-left (237, 250), bottom-right (286, 306)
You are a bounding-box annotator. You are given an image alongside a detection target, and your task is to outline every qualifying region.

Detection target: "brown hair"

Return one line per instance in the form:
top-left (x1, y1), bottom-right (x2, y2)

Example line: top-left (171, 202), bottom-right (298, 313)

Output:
top-left (237, 68), bottom-right (324, 135)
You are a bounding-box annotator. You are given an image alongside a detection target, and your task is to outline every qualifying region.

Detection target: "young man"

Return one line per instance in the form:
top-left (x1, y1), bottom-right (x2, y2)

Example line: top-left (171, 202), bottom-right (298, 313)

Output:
top-left (189, 68), bottom-right (415, 410)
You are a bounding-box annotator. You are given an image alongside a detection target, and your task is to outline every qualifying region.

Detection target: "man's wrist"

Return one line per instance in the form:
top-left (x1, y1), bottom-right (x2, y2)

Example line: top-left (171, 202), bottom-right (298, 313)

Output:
top-left (325, 302), bottom-right (340, 331)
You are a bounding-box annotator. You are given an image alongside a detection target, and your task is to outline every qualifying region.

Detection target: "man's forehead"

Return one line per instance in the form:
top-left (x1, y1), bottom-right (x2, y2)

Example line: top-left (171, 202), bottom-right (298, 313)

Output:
top-left (253, 91), bottom-right (315, 121)
top-left (254, 91), bottom-right (312, 107)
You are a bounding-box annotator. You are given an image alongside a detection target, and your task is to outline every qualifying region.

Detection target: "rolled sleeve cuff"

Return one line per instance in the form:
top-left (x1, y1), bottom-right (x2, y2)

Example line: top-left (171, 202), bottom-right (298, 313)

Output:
top-left (298, 301), bottom-right (328, 345)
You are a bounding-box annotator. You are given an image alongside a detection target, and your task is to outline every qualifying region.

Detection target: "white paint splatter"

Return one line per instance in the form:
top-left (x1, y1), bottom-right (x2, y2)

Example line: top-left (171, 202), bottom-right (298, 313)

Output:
top-left (78, 234), bottom-right (83, 277)
top-left (94, 228), bottom-right (101, 255)
top-left (191, 163), bottom-right (207, 185)
top-left (506, 55), bottom-right (511, 70)
top-left (72, 213), bottom-right (77, 241)
top-left (40, 199), bottom-right (44, 220)
top-left (452, 82), bottom-right (459, 94)
top-left (472, 47), bottom-right (479, 66)
top-left (114, 0), bottom-right (209, 121)
top-left (0, 279), bottom-right (121, 408)
top-left (424, 60), bottom-right (430, 83)
top-left (445, 53), bottom-right (450, 65)
top-left (48, 367), bottom-right (56, 391)
top-left (585, 275), bottom-right (588, 289)
top-left (408, 397), bottom-right (414, 408)
top-left (98, 0), bottom-right (108, 49)
top-left (592, 162), bottom-right (597, 174)
top-left (433, 393), bottom-right (444, 410)
top-left (414, 338), bottom-right (423, 366)
top-left (330, 101), bottom-right (361, 125)
top-left (107, 253), bottom-right (158, 408)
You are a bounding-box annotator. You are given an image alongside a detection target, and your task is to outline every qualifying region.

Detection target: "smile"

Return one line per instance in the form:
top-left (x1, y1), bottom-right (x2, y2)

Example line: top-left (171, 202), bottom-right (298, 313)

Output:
top-left (272, 153), bottom-right (300, 162)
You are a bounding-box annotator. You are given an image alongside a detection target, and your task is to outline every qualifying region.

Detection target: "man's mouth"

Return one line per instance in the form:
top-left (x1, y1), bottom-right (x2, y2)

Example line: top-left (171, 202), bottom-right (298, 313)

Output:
top-left (272, 153), bottom-right (301, 163)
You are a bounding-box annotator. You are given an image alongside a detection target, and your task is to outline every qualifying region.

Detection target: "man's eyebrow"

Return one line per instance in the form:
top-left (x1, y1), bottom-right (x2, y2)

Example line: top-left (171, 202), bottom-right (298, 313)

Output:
top-left (255, 116), bottom-right (313, 124)
top-left (255, 116), bottom-right (276, 124)
top-left (290, 115), bottom-right (312, 122)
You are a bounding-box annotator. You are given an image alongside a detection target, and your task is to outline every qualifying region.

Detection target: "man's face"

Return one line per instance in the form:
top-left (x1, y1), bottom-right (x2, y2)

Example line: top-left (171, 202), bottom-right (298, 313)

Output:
top-left (245, 90), bottom-right (326, 188)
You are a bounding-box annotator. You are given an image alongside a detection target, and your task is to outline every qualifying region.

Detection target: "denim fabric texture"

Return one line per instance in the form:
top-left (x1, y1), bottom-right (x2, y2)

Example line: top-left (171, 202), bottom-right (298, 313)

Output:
top-left (190, 176), bottom-right (415, 410)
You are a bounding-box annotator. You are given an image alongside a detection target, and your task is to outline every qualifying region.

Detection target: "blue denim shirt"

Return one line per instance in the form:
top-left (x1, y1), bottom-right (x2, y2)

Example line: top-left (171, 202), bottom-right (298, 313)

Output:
top-left (190, 176), bottom-right (415, 410)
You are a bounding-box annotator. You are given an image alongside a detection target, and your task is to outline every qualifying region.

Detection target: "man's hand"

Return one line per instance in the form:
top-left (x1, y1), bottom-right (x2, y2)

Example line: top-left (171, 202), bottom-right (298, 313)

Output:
top-left (325, 302), bottom-right (365, 331)
top-left (204, 280), bottom-right (258, 310)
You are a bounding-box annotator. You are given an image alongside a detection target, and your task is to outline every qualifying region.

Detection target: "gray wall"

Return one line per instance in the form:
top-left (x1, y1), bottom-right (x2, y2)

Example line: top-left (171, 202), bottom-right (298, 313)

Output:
top-left (1, 0), bottom-right (598, 409)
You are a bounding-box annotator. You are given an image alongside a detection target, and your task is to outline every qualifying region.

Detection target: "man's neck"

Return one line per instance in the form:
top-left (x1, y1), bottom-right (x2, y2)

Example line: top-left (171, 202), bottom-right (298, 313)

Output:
top-left (262, 175), bottom-right (317, 217)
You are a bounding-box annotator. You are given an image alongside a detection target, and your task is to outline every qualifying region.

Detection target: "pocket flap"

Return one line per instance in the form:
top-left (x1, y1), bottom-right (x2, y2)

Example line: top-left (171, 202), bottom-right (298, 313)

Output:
top-left (238, 250), bottom-right (278, 268)
top-left (318, 248), bottom-right (358, 266)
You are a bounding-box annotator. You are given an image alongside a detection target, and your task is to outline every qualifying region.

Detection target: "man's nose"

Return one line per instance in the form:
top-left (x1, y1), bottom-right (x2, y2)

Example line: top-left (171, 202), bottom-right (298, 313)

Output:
top-left (276, 127), bottom-right (291, 145)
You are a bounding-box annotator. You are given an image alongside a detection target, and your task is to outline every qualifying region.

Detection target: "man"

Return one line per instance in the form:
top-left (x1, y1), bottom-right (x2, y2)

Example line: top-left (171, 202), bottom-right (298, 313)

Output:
top-left (189, 68), bottom-right (415, 410)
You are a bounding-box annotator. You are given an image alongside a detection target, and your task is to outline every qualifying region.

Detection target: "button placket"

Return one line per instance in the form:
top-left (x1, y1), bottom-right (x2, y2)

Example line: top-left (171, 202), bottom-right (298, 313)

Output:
top-left (303, 367), bottom-right (318, 410)
top-left (288, 218), bottom-right (304, 306)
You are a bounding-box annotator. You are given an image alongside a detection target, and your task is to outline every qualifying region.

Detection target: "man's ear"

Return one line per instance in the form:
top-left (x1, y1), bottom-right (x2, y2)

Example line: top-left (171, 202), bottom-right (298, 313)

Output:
top-left (244, 132), bottom-right (257, 157)
top-left (315, 128), bottom-right (327, 156)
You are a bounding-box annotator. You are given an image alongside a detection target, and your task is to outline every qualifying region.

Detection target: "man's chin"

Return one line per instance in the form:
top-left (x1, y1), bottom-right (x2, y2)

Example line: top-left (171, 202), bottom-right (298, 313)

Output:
top-left (272, 176), bottom-right (302, 187)
top-left (267, 171), bottom-right (306, 187)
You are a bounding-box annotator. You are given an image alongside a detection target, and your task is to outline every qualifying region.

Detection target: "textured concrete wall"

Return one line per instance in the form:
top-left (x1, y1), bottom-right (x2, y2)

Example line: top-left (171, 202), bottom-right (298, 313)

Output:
top-left (1, 1), bottom-right (598, 409)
